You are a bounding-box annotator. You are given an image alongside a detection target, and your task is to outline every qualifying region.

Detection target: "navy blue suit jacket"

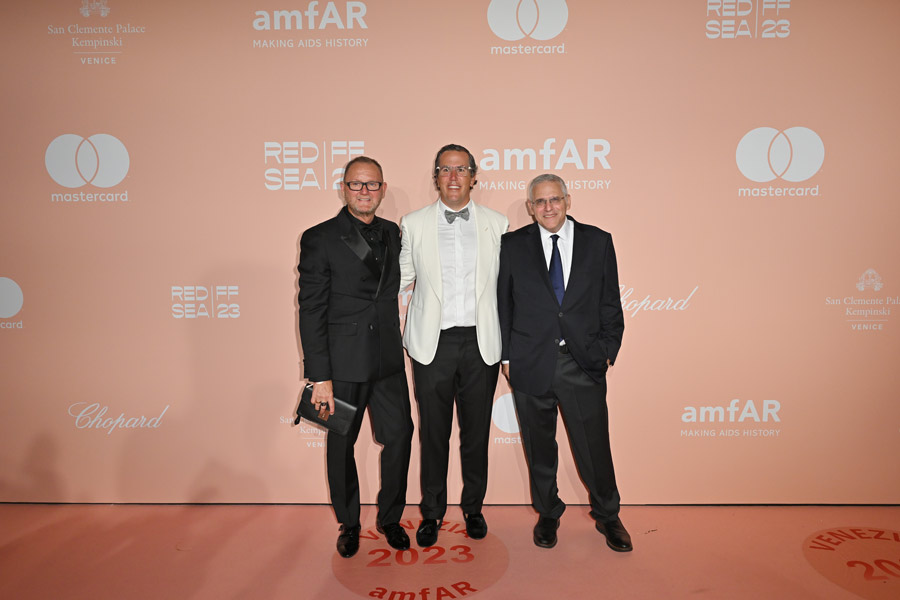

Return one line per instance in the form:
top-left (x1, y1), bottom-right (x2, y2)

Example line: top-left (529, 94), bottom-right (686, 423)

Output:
top-left (497, 217), bottom-right (624, 396)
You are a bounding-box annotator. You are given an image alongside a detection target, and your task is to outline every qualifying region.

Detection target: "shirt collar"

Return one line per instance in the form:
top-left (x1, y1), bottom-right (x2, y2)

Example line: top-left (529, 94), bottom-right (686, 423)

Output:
top-left (344, 206), bottom-right (375, 230)
top-left (438, 199), bottom-right (472, 214)
top-left (537, 217), bottom-right (572, 242)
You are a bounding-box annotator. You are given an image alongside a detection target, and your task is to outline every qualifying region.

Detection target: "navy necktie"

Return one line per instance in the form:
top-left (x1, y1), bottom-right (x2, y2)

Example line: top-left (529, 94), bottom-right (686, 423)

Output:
top-left (549, 234), bottom-right (564, 305)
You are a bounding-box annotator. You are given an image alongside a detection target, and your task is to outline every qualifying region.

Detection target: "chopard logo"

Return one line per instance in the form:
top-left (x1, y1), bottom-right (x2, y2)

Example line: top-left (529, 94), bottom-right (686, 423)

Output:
top-left (68, 402), bottom-right (169, 434)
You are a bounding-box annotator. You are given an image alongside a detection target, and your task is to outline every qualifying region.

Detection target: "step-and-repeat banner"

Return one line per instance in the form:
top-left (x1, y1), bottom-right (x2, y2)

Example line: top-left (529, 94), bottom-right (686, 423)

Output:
top-left (2, 1), bottom-right (898, 504)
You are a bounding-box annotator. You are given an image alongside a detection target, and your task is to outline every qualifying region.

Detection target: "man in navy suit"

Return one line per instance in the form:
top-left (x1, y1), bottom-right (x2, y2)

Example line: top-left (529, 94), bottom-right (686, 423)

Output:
top-left (298, 156), bottom-right (413, 558)
top-left (497, 173), bottom-right (631, 551)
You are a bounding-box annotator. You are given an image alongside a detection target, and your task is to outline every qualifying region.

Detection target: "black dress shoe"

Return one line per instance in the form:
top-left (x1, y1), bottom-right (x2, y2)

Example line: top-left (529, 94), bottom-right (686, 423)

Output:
top-left (464, 513), bottom-right (488, 539)
top-left (596, 517), bottom-right (633, 552)
top-left (377, 522), bottom-right (410, 550)
top-left (336, 524), bottom-right (361, 558)
top-left (416, 519), bottom-right (442, 547)
top-left (533, 516), bottom-right (559, 549)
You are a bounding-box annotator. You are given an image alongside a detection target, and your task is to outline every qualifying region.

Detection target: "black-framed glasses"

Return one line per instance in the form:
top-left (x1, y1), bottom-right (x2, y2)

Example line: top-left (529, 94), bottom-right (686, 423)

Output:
top-left (435, 165), bottom-right (472, 177)
top-left (344, 180), bottom-right (384, 191)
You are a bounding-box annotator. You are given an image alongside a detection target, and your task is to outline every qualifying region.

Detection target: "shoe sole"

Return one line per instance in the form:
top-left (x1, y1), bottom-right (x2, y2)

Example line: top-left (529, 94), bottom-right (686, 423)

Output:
top-left (605, 540), bottom-right (632, 552)
top-left (596, 525), bottom-right (633, 552)
top-left (533, 537), bottom-right (557, 549)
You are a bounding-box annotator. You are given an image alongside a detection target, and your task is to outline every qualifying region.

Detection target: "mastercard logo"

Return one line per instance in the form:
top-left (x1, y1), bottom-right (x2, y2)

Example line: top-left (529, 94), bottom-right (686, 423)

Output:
top-left (487, 0), bottom-right (569, 41)
top-left (736, 127), bottom-right (825, 183)
top-left (0, 277), bottom-right (24, 319)
top-left (45, 134), bottom-right (130, 188)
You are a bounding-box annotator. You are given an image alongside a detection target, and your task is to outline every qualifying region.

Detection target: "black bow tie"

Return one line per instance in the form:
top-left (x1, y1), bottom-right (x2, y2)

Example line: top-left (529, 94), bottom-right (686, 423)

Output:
top-left (360, 221), bottom-right (382, 238)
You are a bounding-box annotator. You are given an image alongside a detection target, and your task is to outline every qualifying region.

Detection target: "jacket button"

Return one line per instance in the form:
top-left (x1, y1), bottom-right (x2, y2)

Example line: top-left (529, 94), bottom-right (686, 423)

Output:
top-left (558, 312), bottom-right (563, 317)
top-left (368, 324), bottom-right (375, 331)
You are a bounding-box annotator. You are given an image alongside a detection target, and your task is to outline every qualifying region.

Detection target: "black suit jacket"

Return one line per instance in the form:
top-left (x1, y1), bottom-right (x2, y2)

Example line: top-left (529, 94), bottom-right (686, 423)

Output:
top-left (497, 217), bottom-right (624, 396)
top-left (298, 207), bottom-right (404, 383)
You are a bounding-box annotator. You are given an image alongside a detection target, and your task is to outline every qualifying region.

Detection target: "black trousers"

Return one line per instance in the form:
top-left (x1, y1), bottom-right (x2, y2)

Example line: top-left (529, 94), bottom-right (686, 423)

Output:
top-left (513, 351), bottom-right (621, 521)
top-left (326, 370), bottom-right (413, 527)
top-left (411, 327), bottom-right (500, 519)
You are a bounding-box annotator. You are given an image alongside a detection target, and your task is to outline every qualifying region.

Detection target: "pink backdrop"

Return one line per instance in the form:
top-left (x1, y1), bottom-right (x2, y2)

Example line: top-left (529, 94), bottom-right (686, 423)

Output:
top-left (2, 0), bottom-right (898, 504)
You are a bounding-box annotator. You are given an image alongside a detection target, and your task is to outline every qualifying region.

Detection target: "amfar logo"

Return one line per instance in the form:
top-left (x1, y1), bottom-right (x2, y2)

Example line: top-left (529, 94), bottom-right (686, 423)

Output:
top-left (487, 0), bottom-right (568, 41)
top-left (252, 2), bottom-right (368, 30)
top-left (0, 277), bottom-right (24, 321)
top-left (736, 127), bottom-right (824, 183)
top-left (46, 134), bottom-right (129, 188)
top-left (682, 399), bottom-right (781, 423)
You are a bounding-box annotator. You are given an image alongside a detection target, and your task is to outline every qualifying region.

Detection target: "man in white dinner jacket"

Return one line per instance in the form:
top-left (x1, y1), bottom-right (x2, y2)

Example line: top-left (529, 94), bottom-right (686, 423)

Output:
top-left (399, 143), bottom-right (508, 548)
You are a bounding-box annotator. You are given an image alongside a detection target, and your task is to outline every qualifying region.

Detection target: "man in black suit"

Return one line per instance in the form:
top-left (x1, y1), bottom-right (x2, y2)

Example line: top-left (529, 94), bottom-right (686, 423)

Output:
top-left (497, 173), bottom-right (631, 552)
top-left (298, 156), bottom-right (414, 558)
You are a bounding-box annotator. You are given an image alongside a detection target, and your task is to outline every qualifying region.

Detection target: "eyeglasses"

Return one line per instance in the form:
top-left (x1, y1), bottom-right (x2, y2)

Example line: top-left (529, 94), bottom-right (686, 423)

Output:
top-left (435, 165), bottom-right (473, 177)
top-left (530, 196), bottom-right (566, 208)
top-left (344, 181), bottom-right (384, 191)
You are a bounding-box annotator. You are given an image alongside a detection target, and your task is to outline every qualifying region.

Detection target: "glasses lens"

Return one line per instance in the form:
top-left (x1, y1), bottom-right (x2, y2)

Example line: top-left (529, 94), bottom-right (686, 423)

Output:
top-left (346, 181), bottom-right (382, 191)
top-left (438, 166), bottom-right (470, 176)
top-left (533, 197), bottom-right (563, 208)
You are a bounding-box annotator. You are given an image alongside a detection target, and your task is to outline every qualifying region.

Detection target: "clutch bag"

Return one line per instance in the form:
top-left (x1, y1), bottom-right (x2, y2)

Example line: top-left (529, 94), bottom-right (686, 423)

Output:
top-left (294, 383), bottom-right (356, 436)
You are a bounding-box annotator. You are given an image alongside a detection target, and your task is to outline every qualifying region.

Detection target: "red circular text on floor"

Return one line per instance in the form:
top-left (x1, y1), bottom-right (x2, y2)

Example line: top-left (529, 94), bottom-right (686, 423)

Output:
top-left (333, 520), bottom-right (509, 599)
top-left (802, 526), bottom-right (900, 600)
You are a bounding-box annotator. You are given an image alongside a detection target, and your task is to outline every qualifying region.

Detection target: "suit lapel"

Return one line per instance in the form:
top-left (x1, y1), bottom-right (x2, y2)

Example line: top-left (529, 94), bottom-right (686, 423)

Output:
top-left (375, 221), bottom-right (392, 297)
top-left (338, 209), bottom-right (382, 285)
top-left (424, 202), bottom-right (443, 299)
top-left (527, 224), bottom-right (558, 305)
top-left (474, 203), bottom-right (491, 300)
top-left (562, 219), bottom-right (587, 308)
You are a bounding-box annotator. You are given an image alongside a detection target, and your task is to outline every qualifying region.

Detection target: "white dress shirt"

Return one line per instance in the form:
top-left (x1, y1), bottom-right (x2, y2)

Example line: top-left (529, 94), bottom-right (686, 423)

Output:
top-left (538, 217), bottom-right (573, 289)
top-left (437, 200), bottom-right (477, 329)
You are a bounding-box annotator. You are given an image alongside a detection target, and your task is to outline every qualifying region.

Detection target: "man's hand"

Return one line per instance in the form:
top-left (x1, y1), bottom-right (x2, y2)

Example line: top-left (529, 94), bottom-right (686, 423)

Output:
top-left (501, 363), bottom-right (510, 383)
top-left (310, 380), bottom-right (335, 415)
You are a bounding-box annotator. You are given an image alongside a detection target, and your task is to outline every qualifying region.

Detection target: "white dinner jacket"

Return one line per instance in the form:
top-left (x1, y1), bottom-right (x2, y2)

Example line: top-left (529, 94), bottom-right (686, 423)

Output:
top-left (399, 200), bottom-right (509, 365)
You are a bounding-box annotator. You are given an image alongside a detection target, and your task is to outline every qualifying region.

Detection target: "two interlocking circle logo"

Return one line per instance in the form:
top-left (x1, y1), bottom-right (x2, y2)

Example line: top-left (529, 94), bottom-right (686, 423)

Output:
top-left (491, 393), bottom-right (520, 434)
top-left (0, 278), bottom-right (24, 319)
top-left (487, 0), bottom-right (569, 41)
top-left (736, 127), bottom-right (825, 183)
top-left (45, 134), bottom-right (130, 188)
